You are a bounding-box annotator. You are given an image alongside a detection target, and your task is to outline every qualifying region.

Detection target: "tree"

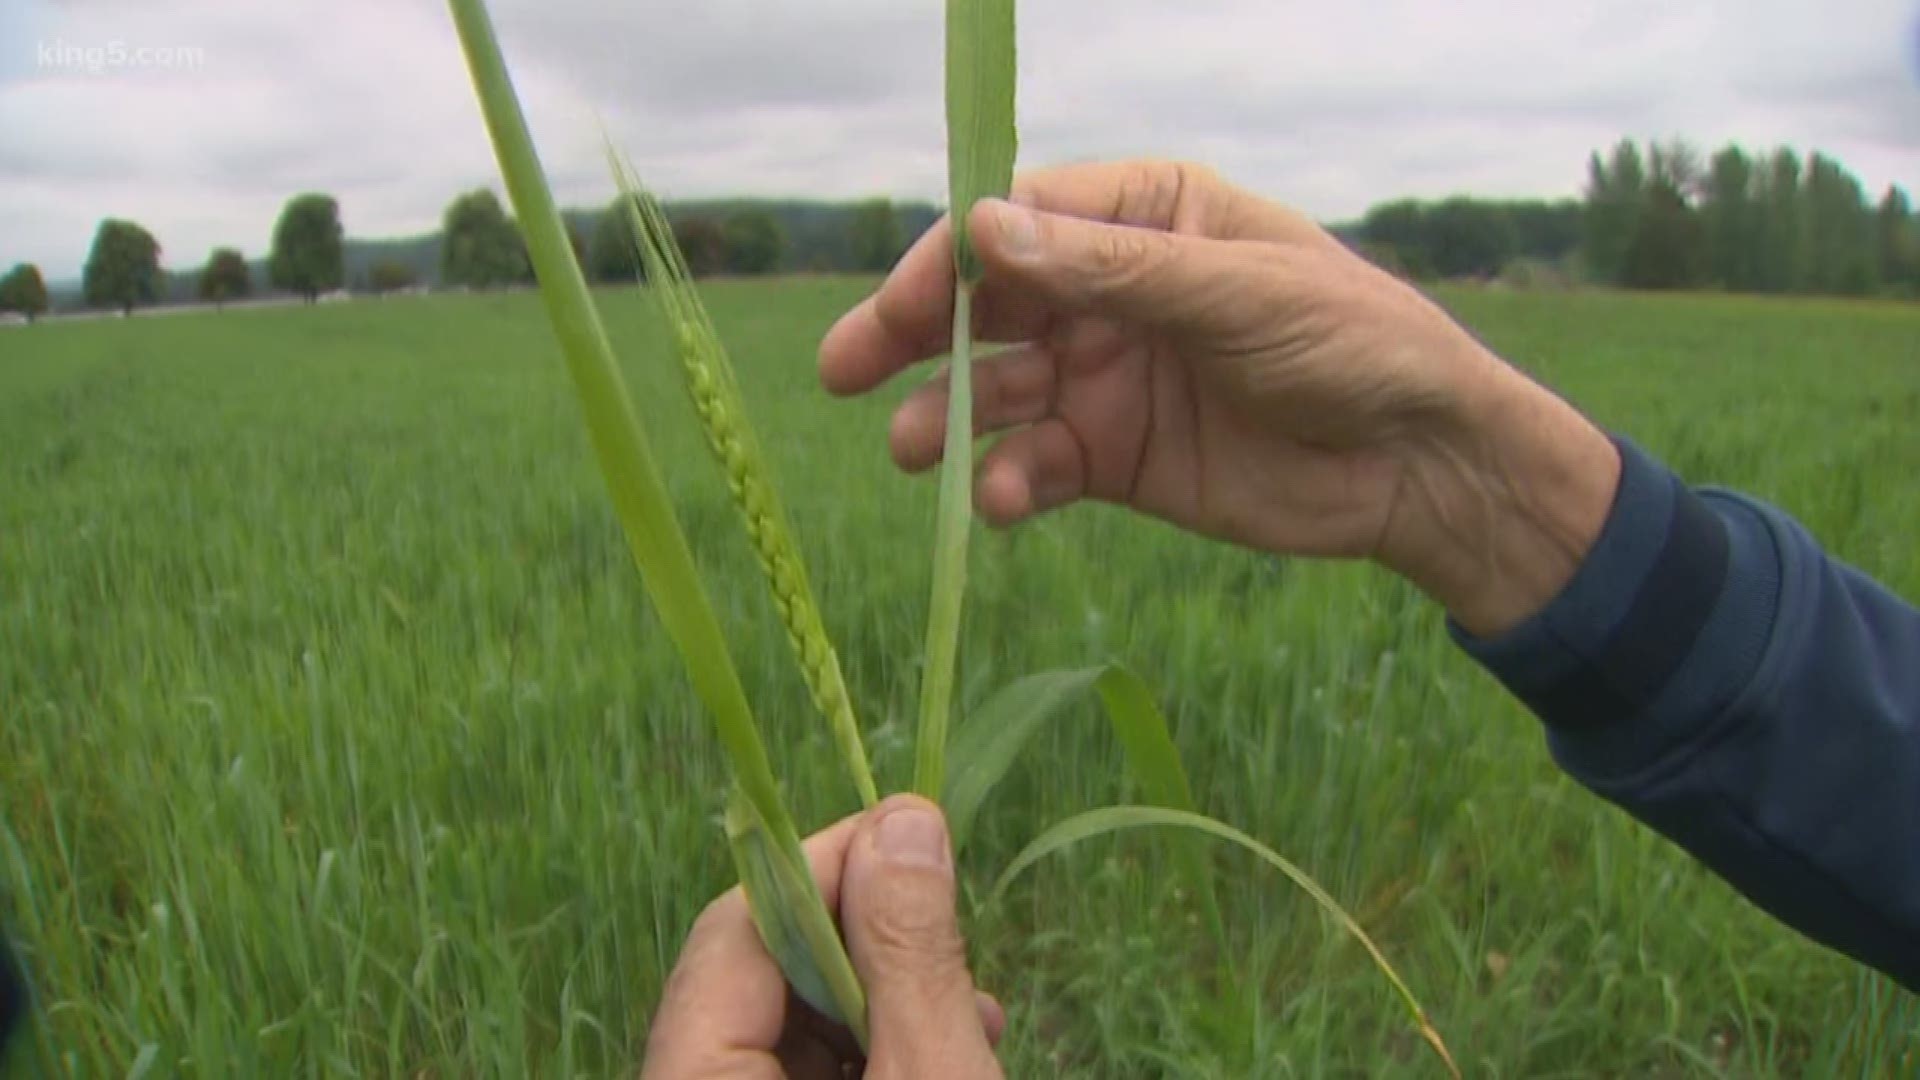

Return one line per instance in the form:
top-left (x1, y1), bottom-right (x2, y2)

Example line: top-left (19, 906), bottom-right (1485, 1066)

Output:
top-left (440, 188), bottom-right (528, 289)
top-left (1583, 139), bottom-right (1646, 285)
top-left (268, 193), bottom-right (345, 302)
top-left (1359, 198), bottom-right (1576, 281)
top-left (850, 198), bottom-right (904, 272)
top-left (1621, 178), bottom-right (1705, 290)
top-left (1359, 200), bottom-right (1435, 278)
top-left (367, 259), bottom-right (418, 295)
top-left (1755, 149), bottom-right (1805, 294)
top-left (1800, 153), bottom-right (1876, 296)
top-left (82, 218), bottom-right (162, 315)
top-left (198, 248), bottom-right (252, 309)
top-left (1646, 139), bottom-right (1704, 198)
top-left (1421, 197), bottom-right (1515, 278)
top-left (1877, 186), bottom-right (1916, 295)
top-left (590, 195), bottom-right (643, 283)
top-left (1701, 146), bottom-right (1759, 290)
top-left (722, 209), bottom-right (785, 275)
top-left (0, 264), bottom-right (50, 323)
top-left (1505, 201), bottom-right (1583, 263)
top-left (674, 215), bottom-right (727, 278)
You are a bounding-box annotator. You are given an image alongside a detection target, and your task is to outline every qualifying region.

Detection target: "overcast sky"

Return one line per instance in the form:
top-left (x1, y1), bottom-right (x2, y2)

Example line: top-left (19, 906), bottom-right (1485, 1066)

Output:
top-left (1, 0), bottom-right (1915, 278)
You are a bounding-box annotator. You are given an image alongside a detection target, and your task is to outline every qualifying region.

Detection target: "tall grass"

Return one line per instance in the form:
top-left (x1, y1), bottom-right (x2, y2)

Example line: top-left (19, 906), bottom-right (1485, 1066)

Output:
top-left (2, 284), bottom-right (1915, 1074)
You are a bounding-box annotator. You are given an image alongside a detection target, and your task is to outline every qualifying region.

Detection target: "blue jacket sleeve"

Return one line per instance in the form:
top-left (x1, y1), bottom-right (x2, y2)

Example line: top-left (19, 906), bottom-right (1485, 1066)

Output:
top-left (1452, 437), bottom-right (1920, 989)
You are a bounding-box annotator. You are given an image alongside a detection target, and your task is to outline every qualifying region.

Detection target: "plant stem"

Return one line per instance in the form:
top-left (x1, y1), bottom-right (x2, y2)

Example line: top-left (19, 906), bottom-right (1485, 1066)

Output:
top-left (913, 284), bottom-right (975, 799)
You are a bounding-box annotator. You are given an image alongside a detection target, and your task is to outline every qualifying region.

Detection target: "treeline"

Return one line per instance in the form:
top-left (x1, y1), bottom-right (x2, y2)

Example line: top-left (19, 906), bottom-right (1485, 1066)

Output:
top-left (1, 190), bottom-right (939, 321)
top-left (1355, 198), bottom-right (1583, 280)
top-left (9, 140), bottom-right (1912, 323)
top-left (1586, 140), bottom-right (1911, 295)
top-left (1358, 139), bottom-right (1917, 298)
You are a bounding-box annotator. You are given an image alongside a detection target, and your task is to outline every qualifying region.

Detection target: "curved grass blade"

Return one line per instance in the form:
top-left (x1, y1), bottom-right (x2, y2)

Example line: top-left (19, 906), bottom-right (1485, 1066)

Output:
top-left (943, 664), bottom-right (1222, 943)
top-left (993, 806), bottom-right (1460, 1078)
top-left (916, 0), bottom-right (1018, 800)
top-left (611, 152), bottom-right (879, 809)
top-left (446, 0), bottom-right (867, 1045)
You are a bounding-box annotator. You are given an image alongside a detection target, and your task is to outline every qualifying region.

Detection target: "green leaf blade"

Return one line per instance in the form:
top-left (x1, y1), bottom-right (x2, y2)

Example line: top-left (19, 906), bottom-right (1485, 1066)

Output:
top-left (940, 664), bottom-right (1220, 941)
top-left (941, 666), bottom-right (1106, 849)
top-left (920, 0), bottom-right (1016, 800)
top-left (946, 0), bottom-right (1018, 281)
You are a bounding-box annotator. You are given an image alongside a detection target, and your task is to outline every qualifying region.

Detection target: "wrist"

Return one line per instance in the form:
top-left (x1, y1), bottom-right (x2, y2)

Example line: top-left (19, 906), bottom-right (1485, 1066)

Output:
top-left (1379, 355), bottom-right (1622, 638)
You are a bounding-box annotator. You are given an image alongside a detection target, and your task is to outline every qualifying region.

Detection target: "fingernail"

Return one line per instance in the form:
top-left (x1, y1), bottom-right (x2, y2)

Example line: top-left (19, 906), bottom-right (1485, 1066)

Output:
top-left (988, 200), bottom-right (1039, 258)
top-left (877, 807), bottom-right (951, 871)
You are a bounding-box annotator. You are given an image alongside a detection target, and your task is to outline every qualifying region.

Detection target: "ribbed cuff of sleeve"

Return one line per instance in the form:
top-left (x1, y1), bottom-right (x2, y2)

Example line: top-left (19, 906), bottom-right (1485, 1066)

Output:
top-left (1450, 436), bottom-right (1782, 779)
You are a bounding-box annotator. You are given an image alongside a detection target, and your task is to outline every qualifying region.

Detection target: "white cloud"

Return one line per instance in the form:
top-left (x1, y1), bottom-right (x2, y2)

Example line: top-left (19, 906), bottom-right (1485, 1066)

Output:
top-left (1, 0), bottom-right (1915, 278)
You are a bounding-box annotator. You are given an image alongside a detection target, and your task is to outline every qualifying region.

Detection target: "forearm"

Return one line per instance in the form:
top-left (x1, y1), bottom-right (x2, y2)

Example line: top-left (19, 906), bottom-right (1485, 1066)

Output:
top-left (1441, 434), bottom-right (1920, 988)
top-left (1378, 358), bottom-right (1621, 638)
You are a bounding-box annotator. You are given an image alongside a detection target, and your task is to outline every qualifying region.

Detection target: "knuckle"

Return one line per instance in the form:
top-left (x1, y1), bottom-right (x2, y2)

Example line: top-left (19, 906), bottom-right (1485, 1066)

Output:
top-left (1116, 161), bottom-right (1171, 219)
top-left (861, 881), bottom-right (966, 963)
top-left (1119, 160), bottom-right (1216, 223)
top-left (1170, 160), bottom-right (1223, 195)
top-left (1089, 225), bottom-right (1156, 275)
top-left (1084, 227), bottom-right (1176, 299)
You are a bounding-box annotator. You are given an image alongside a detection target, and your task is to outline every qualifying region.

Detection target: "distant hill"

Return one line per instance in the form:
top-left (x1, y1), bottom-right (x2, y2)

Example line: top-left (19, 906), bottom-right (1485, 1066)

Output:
top-left (49, 198), bottom-right (943, 309)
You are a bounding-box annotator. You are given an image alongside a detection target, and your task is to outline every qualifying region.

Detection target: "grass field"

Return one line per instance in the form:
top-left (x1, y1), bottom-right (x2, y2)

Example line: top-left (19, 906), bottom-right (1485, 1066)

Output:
top-left (2, 280), bottom-right (1917, 1076)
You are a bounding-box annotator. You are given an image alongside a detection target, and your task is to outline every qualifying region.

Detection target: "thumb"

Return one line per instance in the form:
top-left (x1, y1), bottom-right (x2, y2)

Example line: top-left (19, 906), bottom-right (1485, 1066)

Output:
top-left (969, 197), bottom-right (1244, 333)
top-left (841, 796), bottom-right (1001, 1079)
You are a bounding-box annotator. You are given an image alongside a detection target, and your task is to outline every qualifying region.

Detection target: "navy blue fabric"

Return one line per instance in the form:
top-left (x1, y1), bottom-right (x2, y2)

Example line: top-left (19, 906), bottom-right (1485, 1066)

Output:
top-left (1454, 437), bottom-right (1920, 989)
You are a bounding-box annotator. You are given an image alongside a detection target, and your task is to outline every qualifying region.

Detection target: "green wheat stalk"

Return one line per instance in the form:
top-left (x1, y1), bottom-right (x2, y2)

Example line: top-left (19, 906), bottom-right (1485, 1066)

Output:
top-left (446, 0), bottom-right (868, 1043)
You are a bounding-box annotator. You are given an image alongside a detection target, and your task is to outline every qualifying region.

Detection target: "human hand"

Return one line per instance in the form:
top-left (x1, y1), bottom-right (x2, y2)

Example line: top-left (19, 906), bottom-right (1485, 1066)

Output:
top-left (641, 796), bottom-right (1005, 1079)
top-left (818, 161), bottom-right (1620, 636)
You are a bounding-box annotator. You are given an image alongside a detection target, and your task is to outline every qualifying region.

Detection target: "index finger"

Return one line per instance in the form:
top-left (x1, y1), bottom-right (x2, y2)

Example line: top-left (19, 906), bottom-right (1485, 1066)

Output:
top-left (641, 813), bottom-right (863, 1076)
top-left (817, 159), bottom-right (1324, 397)
top-left (817, 203), bottom-right (1062, 397)
top-left (1011, 160), bottom-right (1325, 244)
top-left (818, 163), bottom-right (1167, 398)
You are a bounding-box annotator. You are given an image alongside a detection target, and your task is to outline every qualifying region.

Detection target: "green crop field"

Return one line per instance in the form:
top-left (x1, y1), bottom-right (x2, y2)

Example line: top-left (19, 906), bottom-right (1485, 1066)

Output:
top-left (2, 281), bottom-right (1917, 1076)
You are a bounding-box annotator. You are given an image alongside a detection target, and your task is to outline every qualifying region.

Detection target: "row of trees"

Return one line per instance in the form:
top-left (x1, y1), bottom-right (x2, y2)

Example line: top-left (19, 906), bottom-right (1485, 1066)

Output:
top-left (21, 141), bottom-right (1900, 320)
top-left (0, 187), bottom-right (916, 321)
top-left (0, 199), bottom-right (347, 320)
top-left (1585, 140), bottom-right (1913, 294)
top-left (580, 192), bottom-right (903, 282)
top-left (1356, 140), bottom-right (1915, 297)
top-left (1357, 198), bottom-right (1583, 279)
